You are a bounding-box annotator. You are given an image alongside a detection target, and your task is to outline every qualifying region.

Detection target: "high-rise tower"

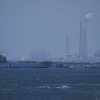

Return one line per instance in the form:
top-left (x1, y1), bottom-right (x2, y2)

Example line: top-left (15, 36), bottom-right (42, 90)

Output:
top-left (79, 19), bottom-right (87, 61)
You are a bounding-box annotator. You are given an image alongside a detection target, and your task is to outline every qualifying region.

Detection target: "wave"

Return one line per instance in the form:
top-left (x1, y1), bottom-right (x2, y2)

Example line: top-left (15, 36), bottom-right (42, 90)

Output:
top-left (38, 85), bottom-right (71, 89)
top-left (37, 83), bottom-right (100, 89)
top-left (1, 83), bottom-right (99, 91)
top-left (55, 85), bottom-right (71, 89)
top-left (38, 86), bottom-right (50, 88)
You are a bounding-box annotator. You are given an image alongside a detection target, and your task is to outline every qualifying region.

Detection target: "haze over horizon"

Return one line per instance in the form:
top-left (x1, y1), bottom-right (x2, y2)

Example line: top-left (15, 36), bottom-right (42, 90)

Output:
top-left (0, 0), bottom-right (100, 60)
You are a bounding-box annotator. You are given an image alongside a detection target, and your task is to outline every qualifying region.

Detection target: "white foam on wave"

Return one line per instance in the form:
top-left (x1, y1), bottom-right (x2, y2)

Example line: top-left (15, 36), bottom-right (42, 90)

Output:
top-left (38, 85), bottom-right (71, 89)
top-left (38, 86), bottom-right (50, 88)
top-left (56, 85), bottom-right (71, 89)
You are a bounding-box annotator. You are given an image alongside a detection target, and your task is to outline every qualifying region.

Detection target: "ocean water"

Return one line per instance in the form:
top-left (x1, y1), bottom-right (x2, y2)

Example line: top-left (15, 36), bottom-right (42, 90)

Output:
top-left (0, 68), bottom-right (100, 100)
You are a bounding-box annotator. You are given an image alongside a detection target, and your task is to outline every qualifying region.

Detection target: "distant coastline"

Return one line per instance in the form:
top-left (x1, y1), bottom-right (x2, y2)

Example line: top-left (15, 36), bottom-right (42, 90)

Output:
top-left (0, 51), bottom-right (100, 68)
top-left (0, 61), bottom-right (100, 68)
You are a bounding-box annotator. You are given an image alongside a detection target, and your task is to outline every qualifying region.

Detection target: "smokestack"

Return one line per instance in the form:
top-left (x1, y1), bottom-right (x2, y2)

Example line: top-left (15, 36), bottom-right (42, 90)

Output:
top-left (79, 12), bottom-right (99, 61)
top-left (79, 19), bottom-right (87, 61)
top-left (66, 30), bottom-right (70, 62)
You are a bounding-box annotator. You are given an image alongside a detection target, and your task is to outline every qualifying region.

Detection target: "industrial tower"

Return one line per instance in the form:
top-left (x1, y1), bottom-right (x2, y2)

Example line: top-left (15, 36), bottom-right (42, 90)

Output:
top-left (79, 19), bottom-right (87, 61)
top-left (66, 30), bottom-right (70, 62)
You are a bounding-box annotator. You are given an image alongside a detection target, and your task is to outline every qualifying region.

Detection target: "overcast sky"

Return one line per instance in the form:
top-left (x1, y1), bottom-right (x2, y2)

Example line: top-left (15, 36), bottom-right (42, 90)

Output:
top-left (0, 0), bottom-right (100, 60)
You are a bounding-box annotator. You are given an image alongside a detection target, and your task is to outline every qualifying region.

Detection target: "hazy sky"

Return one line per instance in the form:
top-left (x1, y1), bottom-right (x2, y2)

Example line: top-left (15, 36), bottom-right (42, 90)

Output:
top-left (0, 0), bottom-right (100, 60)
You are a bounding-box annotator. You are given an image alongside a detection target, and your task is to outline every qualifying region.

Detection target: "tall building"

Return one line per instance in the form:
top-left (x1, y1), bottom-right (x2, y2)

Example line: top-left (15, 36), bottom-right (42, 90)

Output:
top-left (79, 19), bottom-right (87, 61)
top-left (66, 31), bottom-right (70, 62)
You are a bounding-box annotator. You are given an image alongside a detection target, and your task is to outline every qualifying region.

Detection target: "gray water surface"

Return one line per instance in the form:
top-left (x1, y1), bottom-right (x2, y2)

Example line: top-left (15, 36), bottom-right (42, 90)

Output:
top-left (0, 68), bottom-right (100, 100)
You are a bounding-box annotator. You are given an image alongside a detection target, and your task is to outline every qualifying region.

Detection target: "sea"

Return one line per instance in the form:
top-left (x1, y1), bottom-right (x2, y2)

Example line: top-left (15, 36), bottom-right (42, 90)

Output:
top-left (0, 67), bottom-right (100, 100)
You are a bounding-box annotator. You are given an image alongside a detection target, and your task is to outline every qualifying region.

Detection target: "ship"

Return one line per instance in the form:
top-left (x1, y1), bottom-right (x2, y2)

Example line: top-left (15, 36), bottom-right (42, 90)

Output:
top-left (0, 51), bottom-right (7, 63)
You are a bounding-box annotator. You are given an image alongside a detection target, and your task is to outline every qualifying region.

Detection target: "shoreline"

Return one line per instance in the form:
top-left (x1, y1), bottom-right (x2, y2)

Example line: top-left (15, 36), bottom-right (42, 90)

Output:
top-left (0, 62), bottom-right (100, 68)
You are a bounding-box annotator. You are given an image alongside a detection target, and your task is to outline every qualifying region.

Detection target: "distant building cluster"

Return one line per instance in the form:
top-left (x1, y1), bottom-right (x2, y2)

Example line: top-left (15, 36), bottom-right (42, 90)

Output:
top-left (94, 50), bottom-right (100, 62)
top-left (29, 50), bottom-right (50, 61)
top-left (95, 50), bottom-right (100, 58)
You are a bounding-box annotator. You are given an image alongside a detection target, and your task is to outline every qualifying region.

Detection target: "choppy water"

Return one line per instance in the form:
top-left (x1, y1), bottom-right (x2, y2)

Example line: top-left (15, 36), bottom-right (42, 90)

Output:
top-left (0, 68), bottom-right (100, 100)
